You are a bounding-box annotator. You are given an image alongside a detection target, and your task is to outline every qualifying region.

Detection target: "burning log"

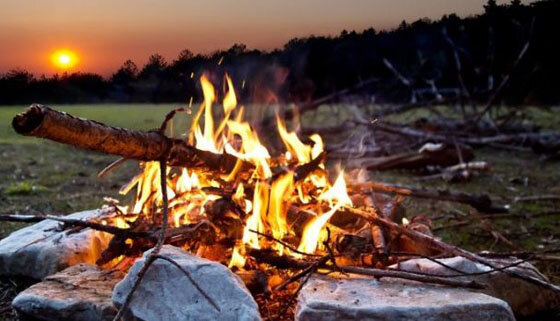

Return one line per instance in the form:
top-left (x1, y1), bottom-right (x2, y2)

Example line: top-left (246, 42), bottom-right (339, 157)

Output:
top-left (294, 152), bottom-right (325, 181)
top-left (12, 104), bottom-right (248, 173)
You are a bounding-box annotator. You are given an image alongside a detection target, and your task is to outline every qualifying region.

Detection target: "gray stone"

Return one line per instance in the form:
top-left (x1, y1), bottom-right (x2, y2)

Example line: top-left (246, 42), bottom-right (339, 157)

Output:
top-left (395, 256), bottom-right (560, 317)
top-left (0, 209), bottom-right (112, 279)
top-left (112, 245), bottom-right (262, 321)
top-left (12, 263), bottom-right (124, 321)
top-left (296, 275), bottom-right (515, 321)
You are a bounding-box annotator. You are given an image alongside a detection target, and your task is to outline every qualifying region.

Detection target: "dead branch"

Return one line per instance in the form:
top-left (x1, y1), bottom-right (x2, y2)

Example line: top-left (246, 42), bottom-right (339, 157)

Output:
top-left (513, 195), bottom-right (560, 203)
top-left (442, 26), bottom-right (474, 117)
top-left (250, 249), bottom-right (484, 289)
top-left (375, 121), bottom-right (560, 147)
top-left (98, 157), bottom-right (128, 178)
top-left (12, 104), bottom-right (248, 173)
top-left (348, 181), bottom-right (507, 213)
top-left (344, 206), bottom-right (560, 293)
top-left (338, 265), bottom-right (484, 289)
top-left (0, 213), bottom-right (150, 238)
top-left (473, 17), bottom-right (536, 123)
top-left (347, 144), bottom-right (474, 171)
top-left (0, 213), bottom-right (211, 245)
top-left (417, 161), bottom-right (490, 182)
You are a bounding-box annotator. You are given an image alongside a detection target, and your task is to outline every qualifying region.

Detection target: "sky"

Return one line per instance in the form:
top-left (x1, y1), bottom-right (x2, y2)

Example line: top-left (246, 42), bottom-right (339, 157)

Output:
top-left (0, 0), bottom-right (529, 76)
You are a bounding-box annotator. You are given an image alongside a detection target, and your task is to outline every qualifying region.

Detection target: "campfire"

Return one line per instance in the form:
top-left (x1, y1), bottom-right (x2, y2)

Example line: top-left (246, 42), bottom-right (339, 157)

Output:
top-left (97, 74), bottom-right (362, 270)
top-left (8, 74), bottom-right (560, 321)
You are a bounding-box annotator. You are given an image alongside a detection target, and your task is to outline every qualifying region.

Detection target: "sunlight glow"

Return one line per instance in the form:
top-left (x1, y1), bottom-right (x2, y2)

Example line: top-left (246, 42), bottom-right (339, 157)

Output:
top-left (51, 50), bottom-right (78, 70)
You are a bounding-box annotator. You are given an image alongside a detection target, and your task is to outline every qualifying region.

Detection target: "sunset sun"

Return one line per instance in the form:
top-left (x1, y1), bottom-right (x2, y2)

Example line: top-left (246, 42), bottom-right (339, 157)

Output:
top-left (51, 49), bottom-right (78, 70)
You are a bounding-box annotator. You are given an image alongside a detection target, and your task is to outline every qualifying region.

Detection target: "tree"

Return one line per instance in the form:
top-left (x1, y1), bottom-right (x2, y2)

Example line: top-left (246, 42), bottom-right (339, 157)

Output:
top-left (226, 43), bottom-right (247, 56)
top-left (139, 54), bottom-right (167, 79)
top-left (177, 49), bottom-right (194, 62)
top-left (111, 60), bottom-right (138, 84)
top-left (398, 20), bottom-right (409, 30)
top-left (511, 0), bottom-right (522, 7)
top-left (484, 0), bottom-right (498, 13)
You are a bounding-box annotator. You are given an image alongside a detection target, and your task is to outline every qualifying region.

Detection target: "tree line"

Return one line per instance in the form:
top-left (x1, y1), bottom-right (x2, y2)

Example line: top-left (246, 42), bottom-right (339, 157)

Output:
top-left (1, 0), bottom-right (558, 106)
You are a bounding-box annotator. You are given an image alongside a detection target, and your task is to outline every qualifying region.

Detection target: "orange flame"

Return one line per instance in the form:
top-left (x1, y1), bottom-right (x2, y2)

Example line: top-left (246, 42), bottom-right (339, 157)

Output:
top-left (116, 74), bottom-right (357, 267)
top-left (297, 172), bottom-right (352, 254)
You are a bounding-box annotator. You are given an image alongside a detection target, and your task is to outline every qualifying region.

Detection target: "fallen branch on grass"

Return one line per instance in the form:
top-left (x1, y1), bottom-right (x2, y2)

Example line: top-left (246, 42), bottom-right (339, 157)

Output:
top-left (375, 122), bottom-right (560, 147)
top-left (348, 181), bottom-right (508, 213)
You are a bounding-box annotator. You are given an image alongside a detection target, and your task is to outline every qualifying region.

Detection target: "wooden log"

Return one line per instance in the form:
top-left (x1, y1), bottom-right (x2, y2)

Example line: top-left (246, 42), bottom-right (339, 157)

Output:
top-left (12, 104), bottom-right (247, 173)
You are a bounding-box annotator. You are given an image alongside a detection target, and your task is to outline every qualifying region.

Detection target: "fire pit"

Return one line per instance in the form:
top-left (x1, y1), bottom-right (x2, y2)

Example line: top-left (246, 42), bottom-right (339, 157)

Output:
top-left (2, 74), bottom-right (559, 320)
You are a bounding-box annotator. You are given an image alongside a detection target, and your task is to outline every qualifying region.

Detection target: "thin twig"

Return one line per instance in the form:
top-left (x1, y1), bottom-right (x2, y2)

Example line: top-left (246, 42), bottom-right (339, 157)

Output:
top-left (338, 265), bottom-right (484, 289)
top-left (98, 157), bottom-right (128, 178)
top-left (344, 206), bottom-right (560, 293)
top-left (0, 213), bottom-right (150, 238)
top-left (472, 17), bottom-right (535, 123)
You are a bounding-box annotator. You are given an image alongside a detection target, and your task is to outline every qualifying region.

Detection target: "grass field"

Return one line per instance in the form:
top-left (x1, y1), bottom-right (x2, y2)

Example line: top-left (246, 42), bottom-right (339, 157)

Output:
top-left (0, 104), bottom-right (191, 235)
top-left (1, 103), bottom-right (560, 280)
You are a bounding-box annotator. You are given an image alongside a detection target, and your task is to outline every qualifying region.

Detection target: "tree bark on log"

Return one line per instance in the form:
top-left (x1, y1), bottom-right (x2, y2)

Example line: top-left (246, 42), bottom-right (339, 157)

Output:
top-left (12, 104), bottom-right (247, 173)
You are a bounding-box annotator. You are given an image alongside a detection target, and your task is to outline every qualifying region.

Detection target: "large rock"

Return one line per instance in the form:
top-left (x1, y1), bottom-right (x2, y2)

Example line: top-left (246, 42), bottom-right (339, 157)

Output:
top-left (0, 209), bottom-right (112, 279)
top-left (12, 263), bottom-right (124, 321)
top-left (296, 275), bottom-right (515, 321)
top-left (395, 256), bottom-right (560, 317)
top-left (112, 245), bottom-right (261, 321)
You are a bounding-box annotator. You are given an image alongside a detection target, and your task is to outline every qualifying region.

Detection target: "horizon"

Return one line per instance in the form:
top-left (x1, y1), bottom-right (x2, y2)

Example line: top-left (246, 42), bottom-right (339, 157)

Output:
top-left (1, 0), bottom-right (530, 77)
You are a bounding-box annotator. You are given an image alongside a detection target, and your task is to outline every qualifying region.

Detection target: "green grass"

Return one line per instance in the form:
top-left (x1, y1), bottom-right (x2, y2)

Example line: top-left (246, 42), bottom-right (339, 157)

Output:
top-left (0, 104), bottom-right (190, 236)
top-left (3, 181), bottom-right (48, 195)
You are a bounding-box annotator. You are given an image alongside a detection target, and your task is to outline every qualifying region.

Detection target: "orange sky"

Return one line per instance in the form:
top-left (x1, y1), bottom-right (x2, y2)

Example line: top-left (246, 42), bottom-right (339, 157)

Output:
top-left (0, 0), bottom-right (528, 76)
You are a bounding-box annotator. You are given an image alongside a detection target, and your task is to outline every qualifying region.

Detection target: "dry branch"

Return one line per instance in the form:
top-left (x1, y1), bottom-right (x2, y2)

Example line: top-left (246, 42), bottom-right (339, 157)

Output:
top-left (249, 249), bottom-right (483, 289)
top-left (0, 213), bottom-right (150, 238)
top-left (348, 181), bottom-right (507, 213)
top-left (347, 145), bottom-right (474, 171)
top-left (473, 18), bottom-right (535, 123)
top-left (12, 104), bottom-right (247, 173)
top-left (375, 121), bottom-right (560, 147)
top-left (344, 206), bottom-right (560, 293)
top-left (0, 213), bottom-right (211, 243)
